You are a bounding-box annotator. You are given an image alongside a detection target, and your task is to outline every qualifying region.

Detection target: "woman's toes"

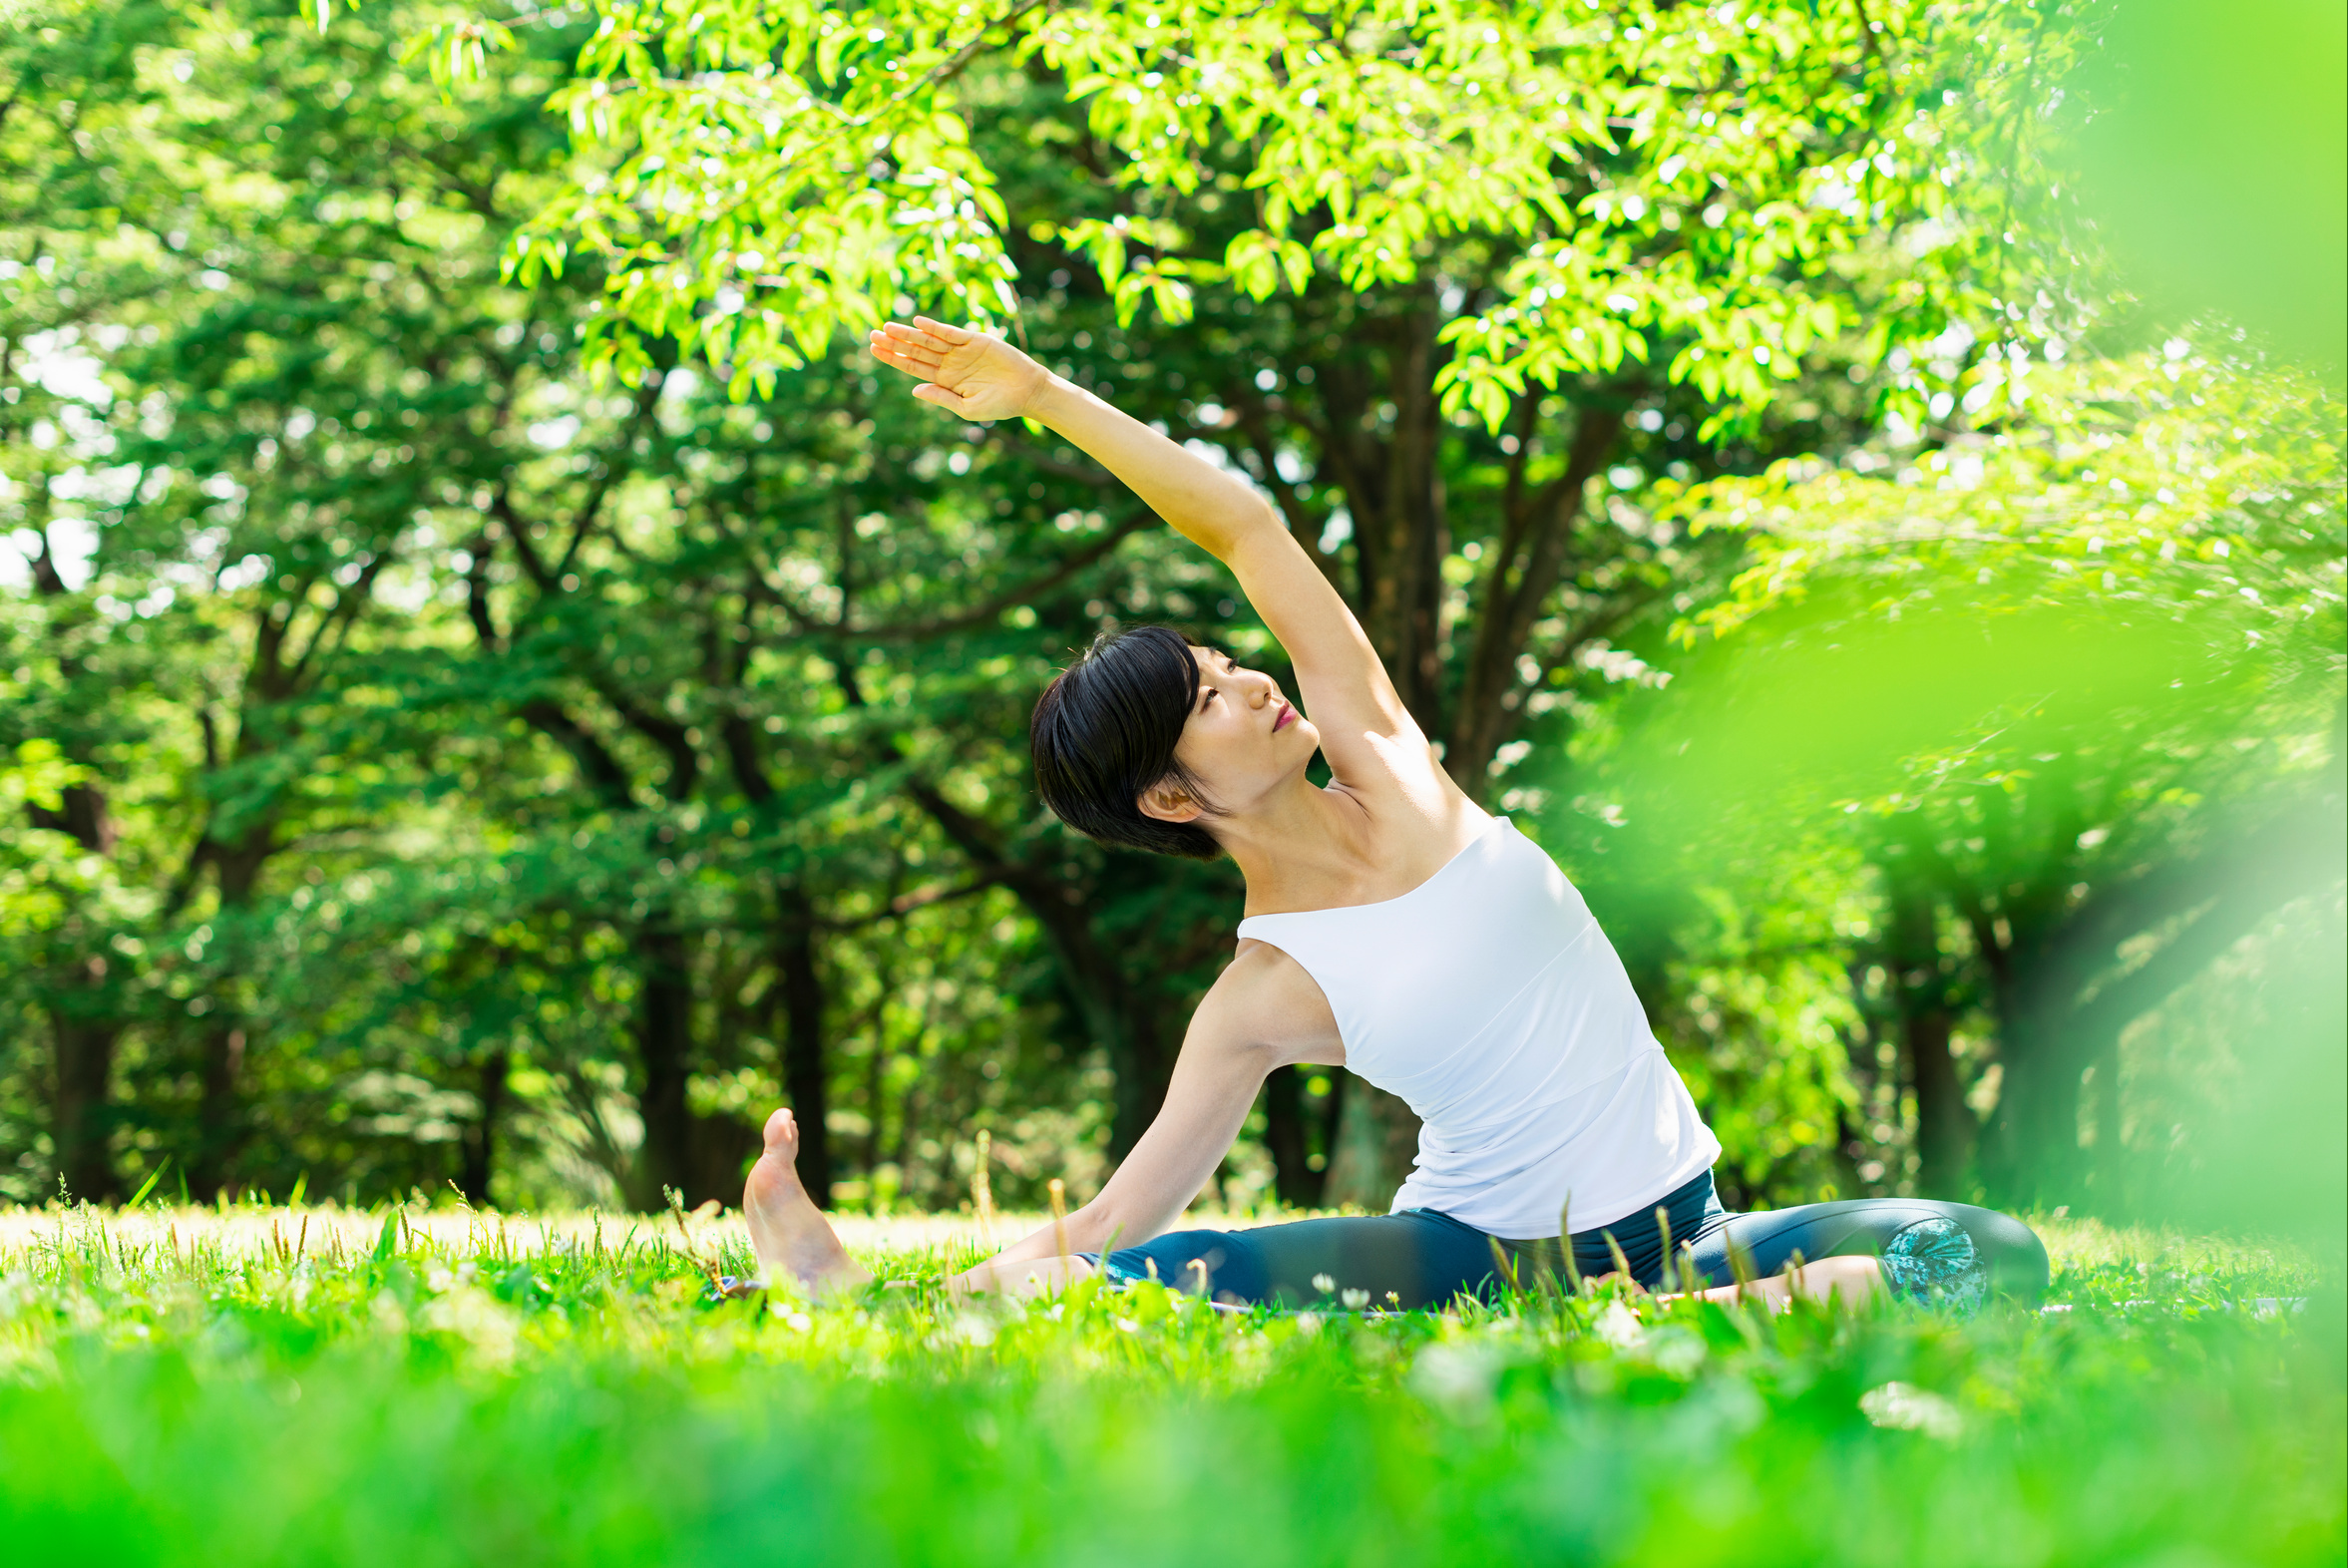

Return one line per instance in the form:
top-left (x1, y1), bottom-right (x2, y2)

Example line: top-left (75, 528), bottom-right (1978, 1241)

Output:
top-left (762, 1106), bottom-right (799, 1153)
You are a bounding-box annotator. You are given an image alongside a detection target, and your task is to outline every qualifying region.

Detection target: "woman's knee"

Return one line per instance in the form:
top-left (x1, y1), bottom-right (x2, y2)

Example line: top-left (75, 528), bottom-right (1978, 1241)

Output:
top-left (1706, 1199), bottom-right (2048, 1303)
top-left (1934, 1203), bottom-right (2049, 1299)
top-left (1868, 1201), bottom-right (2049, 1304)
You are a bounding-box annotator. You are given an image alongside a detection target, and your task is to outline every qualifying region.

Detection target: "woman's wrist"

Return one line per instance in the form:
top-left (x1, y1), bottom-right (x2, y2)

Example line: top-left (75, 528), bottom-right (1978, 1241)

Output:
top-left (1020, 370), bottom-right (1084, 427)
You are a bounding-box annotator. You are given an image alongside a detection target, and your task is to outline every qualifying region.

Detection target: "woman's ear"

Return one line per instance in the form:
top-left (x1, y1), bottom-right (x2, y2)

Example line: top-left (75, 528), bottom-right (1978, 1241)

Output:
top-left (1136, 779), bottom-right (1204, 825)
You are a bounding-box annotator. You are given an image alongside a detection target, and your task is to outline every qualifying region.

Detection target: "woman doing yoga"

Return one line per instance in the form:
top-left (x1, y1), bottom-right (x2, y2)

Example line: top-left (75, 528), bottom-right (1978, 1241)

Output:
top-left (743, 318), bottom-right (2049, 1315)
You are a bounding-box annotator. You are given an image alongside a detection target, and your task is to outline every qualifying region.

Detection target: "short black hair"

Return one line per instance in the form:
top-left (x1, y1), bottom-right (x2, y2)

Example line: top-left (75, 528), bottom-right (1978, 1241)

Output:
top-left (1029, 624), bottom-right (1222, 860)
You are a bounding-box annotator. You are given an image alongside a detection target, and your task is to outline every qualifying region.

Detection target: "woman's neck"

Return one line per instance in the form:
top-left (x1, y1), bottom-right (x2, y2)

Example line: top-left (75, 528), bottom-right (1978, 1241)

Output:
top-left (1218, 773), bottom-right (1386, 917)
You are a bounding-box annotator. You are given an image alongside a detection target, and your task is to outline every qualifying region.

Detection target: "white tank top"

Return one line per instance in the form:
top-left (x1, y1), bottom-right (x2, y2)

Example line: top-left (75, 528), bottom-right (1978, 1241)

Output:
top-left (1236, 816), bottom-right (1721, 1238)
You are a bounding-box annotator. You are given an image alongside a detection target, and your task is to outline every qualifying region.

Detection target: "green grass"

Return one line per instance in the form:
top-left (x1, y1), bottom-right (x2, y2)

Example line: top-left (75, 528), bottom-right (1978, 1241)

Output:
top-left (0, 1202), bottom-right (2338, 1567)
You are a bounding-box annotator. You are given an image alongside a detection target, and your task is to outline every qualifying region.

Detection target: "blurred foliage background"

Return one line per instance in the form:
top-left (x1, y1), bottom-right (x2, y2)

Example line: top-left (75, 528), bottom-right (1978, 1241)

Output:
top-left (1, 0), bottom-right (2338, 1236)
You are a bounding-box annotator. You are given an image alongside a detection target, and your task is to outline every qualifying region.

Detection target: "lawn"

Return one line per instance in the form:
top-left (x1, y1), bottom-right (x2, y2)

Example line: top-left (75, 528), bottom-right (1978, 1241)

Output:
top-left (0, 1201), bottom-right (2338, 1567)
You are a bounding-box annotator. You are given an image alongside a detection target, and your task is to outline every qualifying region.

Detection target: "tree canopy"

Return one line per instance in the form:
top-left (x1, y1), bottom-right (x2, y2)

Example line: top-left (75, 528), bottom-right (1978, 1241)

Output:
top-left (1, 0), bottom-right (2338, 1236)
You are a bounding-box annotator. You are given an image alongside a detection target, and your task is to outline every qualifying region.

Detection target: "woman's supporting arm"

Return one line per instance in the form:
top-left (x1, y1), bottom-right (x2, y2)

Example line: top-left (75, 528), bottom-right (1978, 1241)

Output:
top-left (949, 960), bottom-right (1293, 1293)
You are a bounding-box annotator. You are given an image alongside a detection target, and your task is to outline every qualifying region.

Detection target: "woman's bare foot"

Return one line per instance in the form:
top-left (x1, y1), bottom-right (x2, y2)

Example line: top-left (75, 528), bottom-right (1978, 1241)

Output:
top-left (1671, 1254), bottom-right (1884, 1313)
top-left (744, 1107), bottom-right (870, 1298)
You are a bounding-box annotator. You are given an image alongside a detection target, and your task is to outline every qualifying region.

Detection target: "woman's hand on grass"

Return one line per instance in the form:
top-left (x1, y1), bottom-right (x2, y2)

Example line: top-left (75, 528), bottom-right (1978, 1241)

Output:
top-left (868, 317), bottom-right (1050, 423)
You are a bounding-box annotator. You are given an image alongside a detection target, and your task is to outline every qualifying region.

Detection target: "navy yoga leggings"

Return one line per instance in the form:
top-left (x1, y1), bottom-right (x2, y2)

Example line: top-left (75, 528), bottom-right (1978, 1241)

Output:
top-left (1092, 1170), bottom-right (2049, 1313)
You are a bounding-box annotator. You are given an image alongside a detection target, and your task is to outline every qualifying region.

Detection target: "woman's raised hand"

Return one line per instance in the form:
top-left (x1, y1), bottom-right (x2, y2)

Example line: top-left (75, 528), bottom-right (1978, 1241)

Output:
top-left (867, 317), bottom-right (1050, 423)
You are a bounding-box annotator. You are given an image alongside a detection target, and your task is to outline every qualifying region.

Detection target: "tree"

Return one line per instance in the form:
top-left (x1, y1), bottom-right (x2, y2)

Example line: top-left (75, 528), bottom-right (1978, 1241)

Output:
top-left (20, 0), bottom-right (2237, 1221)
top-left (1642, 351), bottom-right (2345, 1208)
top-left (5, 0), bottom-right (1257, 1207)
top-left (1, 0), bottom-right (204, 1200)
top-left (494, 0), bottom-right (2086, 1198)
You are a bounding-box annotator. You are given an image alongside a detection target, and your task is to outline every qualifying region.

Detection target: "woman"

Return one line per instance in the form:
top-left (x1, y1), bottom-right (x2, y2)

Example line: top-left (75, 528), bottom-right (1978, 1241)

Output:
top-left (742, 317), bottom-right (2048, 1315)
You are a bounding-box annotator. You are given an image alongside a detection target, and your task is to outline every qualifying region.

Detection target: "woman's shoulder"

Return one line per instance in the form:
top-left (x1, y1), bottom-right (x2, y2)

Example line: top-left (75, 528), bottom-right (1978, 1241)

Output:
top-left (1208, 938), bottom-right (1347, 1065)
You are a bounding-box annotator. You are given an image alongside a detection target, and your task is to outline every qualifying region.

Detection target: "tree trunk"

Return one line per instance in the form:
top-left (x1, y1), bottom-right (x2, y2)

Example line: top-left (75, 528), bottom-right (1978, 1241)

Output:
top-left (1446, 402), bottom-right (1628, 792)
top-left (1106, 993), bottom-right (1172, 1161)
top-left (863, 1027), bottom-right (888, 1183)
top-left (901, 778), bottom-right (1173, 1156)
top-left (1983, 781), bottom-right (2345, 1209)
top-left (892, 1068), bottom-right (922, 1201)
top-left (1905, 1009), bottom-right (1973, 1198)
top-left (1878, 857), bottom-right (1975, 1197)
top-left (195, 1027), bottom-right (246, 1197)
top-left (457, 1046), bottom-right (510, 1205)
top-left (2011, 1029), bottom-right (2083, 1210)
top-left (25, 544), bottom-right (128, 1203)
top-left (191, 833), bottom-right (273, 1198)
top-left (776, 887), bottom-right (832, 1208)
top-left (2090, 1035), bottom-right (2126, 1218)
top-left (1363, 301), bottom-right (1451, 732)
top-left (632, 922), bottom-right (695, 1207)
top-left (717, 713), bottom-right (831, 1205)
top-left (1030, 894), bottom-right (1169, 1158)
top-left (52, 1002), bottom-right (121, 1204)
top-left (1264, 1064), bottom-right (1346, 1209)
top-left (1323, 1076), bottom-right (1422, 1211)
top-left (1264, 1065), bottom-right (1314, 1208)
top-left (35, 781), bottom-right (124, 1203)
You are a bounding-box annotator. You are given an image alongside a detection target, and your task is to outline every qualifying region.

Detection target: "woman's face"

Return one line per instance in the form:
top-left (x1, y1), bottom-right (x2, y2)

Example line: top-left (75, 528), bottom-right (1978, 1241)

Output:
top-left (1146, 645), bottom-right (1318, 821)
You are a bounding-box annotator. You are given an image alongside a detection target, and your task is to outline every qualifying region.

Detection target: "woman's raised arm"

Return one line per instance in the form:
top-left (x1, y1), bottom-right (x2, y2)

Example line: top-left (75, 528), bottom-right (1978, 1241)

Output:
top-left (869, 319), bottom-right (1425, 772)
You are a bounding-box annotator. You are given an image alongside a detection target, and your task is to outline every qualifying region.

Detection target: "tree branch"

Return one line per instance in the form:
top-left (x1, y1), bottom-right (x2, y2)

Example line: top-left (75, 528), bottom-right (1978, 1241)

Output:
top-left (1446, 400), bottom-right (1626, 782)
top-left (985, 430), bottom-right (1117, 487)
top-left (556, 373), bottom-right (665, 578)
top-left (518, 698), bottom-right (636, 810)
top-left (756, 510), bottom-right (1151, 642)
top-left (2053, 789), bottom-right (2347, 1057)
top-left (1235, 394), bottom-right (1343, 590)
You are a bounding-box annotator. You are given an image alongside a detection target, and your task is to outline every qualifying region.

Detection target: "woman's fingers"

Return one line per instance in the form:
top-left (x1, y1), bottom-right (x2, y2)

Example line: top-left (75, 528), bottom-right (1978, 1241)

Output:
top-left (910, 314), bottom-right (976, 345)
top-left (867, 330), bottom-right (943, 369)
top-left (911, 381), bottom-right (974, 416)
top-left (871, 319), bottom-right (1011, 424)
top-left (868, 343), bottom-right (948, 389)
top-left (879, 319), bottom-right (957, 356)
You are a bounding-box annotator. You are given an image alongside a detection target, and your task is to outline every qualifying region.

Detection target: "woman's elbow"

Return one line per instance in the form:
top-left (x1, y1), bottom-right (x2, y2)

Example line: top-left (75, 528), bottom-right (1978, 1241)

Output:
top-left (1231, 494), bottom-right (1282, 541)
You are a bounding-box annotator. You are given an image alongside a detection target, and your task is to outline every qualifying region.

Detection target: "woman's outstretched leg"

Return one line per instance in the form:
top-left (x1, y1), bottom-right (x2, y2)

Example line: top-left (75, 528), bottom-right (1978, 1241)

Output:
top-left (744, 1107), bottom-right (872, 1297)
top-left (1099, 1210), bottom-right (1502, 1310)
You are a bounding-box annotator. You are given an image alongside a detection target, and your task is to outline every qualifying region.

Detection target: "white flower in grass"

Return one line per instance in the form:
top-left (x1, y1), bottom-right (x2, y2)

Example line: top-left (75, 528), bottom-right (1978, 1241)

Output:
top-left (419, 1287), bottom-right (521, 1370)
top-left (1593, 1300), bottom-right (1647, 1352)
top-left (1312, 1273), bottom-right (1337, 1295)
top-left (1644, 1325), bottom-right (1707, 1379)
top-left (1859, 1381), bottom-right (1965, 1440)
top-left (1341, 1289), bottom-right (1370, 1311)
top-left (1410, 1342), bottom-right (1503, 1420)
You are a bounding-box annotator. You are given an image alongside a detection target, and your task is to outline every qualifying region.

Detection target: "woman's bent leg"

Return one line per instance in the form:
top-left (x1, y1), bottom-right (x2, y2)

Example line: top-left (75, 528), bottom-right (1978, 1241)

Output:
top-left (1684, 1198), bottom-right (2050, 1310)
top-left (1561, 1171), bottom-right (1728, 1288)
top-left (1105, 1210), bottom-right (1501, 1310)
